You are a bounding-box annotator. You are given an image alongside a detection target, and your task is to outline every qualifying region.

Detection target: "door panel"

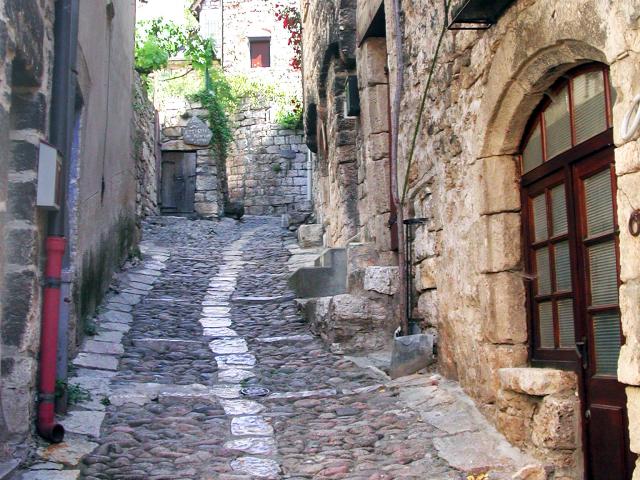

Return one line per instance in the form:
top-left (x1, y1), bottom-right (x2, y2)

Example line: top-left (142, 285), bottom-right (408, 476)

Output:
top-left (572, 152), bottom-right (635, 479)
top-left (161, 158), bottom-right (177, 211)
top-left (161, 151), bottom-right (196, 214)
top-left (588, 404), bottom-right (628, 479)
top-left (525, 147), bottom-right (636, 478)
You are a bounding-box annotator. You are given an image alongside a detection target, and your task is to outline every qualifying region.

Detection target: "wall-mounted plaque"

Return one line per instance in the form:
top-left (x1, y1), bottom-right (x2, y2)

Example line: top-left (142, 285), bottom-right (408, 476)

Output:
top-left (183, 116), bottom-right (213, 146)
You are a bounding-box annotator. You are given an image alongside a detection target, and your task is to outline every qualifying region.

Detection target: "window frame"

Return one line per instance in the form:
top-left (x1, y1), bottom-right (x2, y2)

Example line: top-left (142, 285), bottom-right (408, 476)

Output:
top-left (249, 37), bottom-right (271, 68)
top-left (520, 64), bottom-right (616, 369)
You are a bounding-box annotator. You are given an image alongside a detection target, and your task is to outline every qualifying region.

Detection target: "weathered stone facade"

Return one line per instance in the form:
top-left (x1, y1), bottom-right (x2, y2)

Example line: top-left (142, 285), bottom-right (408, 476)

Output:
top-left (160, 99), bottom-right (226, 218)
top-left (226, 100), bottom-right (309, 216)
top-left (0, 0), bottom-right (139, 458)
top-left (300, 0), bottom-right (400, 356)
top-left (132, 73), bottom-right (160, 221)
top-left (304, 0), bottom-right (640, 477)
top-left (0, 0), bottom-right (56, 450)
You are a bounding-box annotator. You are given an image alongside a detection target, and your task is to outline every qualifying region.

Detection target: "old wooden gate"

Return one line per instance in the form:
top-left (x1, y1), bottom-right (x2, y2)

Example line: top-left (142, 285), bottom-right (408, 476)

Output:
top-left (161, 151), bottom-right (196, 214)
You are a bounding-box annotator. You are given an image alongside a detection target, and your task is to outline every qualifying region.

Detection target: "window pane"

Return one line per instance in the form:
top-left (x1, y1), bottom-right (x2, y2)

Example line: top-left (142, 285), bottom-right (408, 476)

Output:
top-left (554, 241), bottom-right (572, 291)
top-left (588, 240), bottom-right (618, 306)
top-left (536, 247), bottom-right (551, 295)
top-left (538, 301), bottom-right (554, 348)
top-left (544, 88), bottom-right (572, 159)
top-left (523, 124), bottom-right (543, 172)
top-left (593, 312), bottom-right (621, 375)
top-left (573, 71), bottom-right (607, 144)
top-left (584, 169), bottom-right (614, 236)
top-left (250, 40), bottom-right (271, 68)
top-left (551, 184), bottom-right (568, 235)
top-left (532, 193), bottom-right (548, 241)
top-left (558, 298), bottom-right (575, 348)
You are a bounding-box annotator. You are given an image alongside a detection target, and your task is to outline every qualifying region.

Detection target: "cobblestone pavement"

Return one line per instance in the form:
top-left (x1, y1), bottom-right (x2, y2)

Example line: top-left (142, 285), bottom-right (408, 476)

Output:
top-left (19, 217), bottom-right (539, 480)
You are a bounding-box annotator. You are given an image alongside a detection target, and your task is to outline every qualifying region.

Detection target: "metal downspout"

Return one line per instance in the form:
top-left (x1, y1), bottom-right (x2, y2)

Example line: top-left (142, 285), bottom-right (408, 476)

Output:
top-left (389, 0), bottom-right (408, 335)
top-left (38, 0), bottom-right (80, 442)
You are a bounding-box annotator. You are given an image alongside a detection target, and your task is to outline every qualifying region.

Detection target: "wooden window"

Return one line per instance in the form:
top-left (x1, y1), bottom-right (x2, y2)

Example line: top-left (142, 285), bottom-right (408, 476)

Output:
top-left (520, 65), bottom-right (617, 368)
top-left (250, 38), bottom-right (271, 68)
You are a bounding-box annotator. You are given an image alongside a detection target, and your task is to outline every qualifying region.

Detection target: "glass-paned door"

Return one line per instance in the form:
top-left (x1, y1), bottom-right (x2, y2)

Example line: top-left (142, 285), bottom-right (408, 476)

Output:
top-left (520, 65), bottom-right (635, 479)
top-left (573, 152), bottom-right (634, 479)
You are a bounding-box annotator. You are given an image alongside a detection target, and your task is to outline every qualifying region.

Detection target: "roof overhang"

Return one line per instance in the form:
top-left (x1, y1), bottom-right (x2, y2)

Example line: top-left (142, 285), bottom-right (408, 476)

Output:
top-left (448, 0), bottom-right (516, 30)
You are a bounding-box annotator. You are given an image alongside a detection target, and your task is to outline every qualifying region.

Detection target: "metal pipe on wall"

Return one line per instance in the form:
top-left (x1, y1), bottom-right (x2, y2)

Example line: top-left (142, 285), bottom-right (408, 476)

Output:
top-left (38, 0), bottom-right (80, 442)
top-left (389, 0), bottom-right (408, 335)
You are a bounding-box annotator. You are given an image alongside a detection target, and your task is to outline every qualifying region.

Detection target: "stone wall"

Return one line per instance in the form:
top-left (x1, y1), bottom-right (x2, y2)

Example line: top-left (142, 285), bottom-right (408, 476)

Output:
top-left (371, 0), bottom-right (640, 476)
top-left (160, 99), bottom-right (226, 218)
top-left (71, 0), bottom-right (138, 346)
top-left (0, 0), bottom-right (55, 448)
top-left (133, 73), bottom-right (160, 221)
top-left (226, 100), bottom-right (309, 216)
top-left (0, 0), bottom-right (139, 452)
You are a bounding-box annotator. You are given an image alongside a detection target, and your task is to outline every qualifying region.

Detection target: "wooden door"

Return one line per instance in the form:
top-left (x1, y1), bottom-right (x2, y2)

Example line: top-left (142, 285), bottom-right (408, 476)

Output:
top-left (161, 151), bottom-right (196, 214)
top-left (524, 147), bottom-right (635, 479)
top-left (572, 151), bottom-right (635, 479)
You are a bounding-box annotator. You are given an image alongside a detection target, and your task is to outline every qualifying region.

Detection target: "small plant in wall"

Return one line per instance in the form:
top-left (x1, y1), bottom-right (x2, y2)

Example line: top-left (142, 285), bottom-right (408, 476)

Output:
top-left (271, 163), bottom-right (283, 174)
top-left (275, 4), bottom-right (302, 71)
top-left (276, 96), bottom-right (303, 130)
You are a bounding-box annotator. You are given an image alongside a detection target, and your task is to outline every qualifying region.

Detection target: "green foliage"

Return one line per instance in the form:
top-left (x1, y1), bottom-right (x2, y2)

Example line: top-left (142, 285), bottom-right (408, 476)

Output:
top-left (276, 108), bottom-right (303, 130)
top-left (154, 69), bottom-right (204, 104)
top-left (55, 381), bottom-right (92, 405)
top-left (271, 163), bottom-right (282, 174)
top-left (228, 75), bottom-right (283, 107)
top-left (275, 97), bottom-right (303, 130)
top-left (135, 16), bottom-right (214, 76)
top-left (135, 38), bottom-right (169, 76)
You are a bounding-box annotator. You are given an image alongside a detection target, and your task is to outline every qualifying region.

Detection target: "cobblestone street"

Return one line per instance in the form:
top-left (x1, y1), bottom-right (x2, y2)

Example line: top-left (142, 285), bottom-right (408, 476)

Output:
top-left (21, 217), bottom-right (537, 480)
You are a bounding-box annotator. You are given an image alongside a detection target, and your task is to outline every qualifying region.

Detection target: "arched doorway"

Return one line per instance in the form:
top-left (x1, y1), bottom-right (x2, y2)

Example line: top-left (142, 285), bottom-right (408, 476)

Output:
top-left (520, 64), bottom-right (636, 479)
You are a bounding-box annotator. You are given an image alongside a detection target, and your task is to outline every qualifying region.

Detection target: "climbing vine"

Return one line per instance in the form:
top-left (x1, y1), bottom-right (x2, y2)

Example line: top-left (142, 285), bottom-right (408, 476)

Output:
top-left (188, 67), bottom-right (236, 160)
top-left (275, 4), bottom-right (302, 70)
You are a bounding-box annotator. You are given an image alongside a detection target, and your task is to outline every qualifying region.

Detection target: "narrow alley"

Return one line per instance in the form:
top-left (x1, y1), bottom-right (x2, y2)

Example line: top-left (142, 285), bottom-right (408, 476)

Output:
top-left (21, 217), bottom-right (536, 479)
top-left (3, 1), bottom-right (639, 478)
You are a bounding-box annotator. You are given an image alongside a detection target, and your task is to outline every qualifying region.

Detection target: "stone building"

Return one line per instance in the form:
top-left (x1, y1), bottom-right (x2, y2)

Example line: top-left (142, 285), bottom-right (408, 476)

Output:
top-left (0, 0), bottom-right (141, 462)
top-left (189, 0), bottom-right (310, 217)
top-left (302, 0), bottom-right (640, 478)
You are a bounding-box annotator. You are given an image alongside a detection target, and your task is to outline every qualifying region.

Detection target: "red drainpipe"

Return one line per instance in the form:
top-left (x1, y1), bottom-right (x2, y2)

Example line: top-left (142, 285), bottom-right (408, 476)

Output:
top-left (37, 236), bottom-right (66, 443)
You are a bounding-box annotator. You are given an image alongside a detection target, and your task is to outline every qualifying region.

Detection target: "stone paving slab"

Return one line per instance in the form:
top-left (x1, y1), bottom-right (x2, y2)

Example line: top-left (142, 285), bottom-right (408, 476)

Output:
top-left (72, 353), bottom-right (119, 371)
top-left (62, 412), bottom-right (106, 437)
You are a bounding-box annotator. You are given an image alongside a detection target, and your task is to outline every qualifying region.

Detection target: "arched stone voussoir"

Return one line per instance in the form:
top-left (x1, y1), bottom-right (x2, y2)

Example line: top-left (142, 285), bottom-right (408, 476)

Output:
top-left (479, 40), bottom-right (608, 159)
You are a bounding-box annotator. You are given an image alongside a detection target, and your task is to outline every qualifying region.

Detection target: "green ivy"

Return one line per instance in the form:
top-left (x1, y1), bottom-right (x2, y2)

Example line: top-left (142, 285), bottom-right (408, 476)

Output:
top-left (187, 67), bottom-right (237, 160)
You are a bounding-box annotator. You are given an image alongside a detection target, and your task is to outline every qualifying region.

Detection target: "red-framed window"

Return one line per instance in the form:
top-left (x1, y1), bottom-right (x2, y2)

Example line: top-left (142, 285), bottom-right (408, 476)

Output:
top-left (250, 38), bottom-right (271, 68)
